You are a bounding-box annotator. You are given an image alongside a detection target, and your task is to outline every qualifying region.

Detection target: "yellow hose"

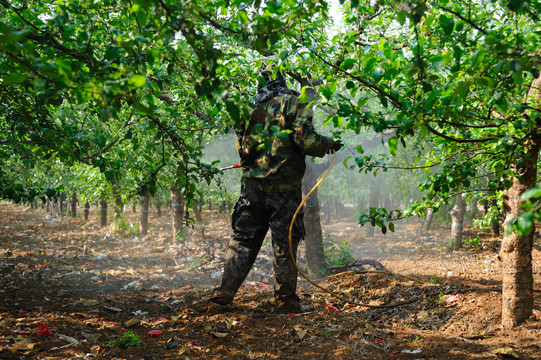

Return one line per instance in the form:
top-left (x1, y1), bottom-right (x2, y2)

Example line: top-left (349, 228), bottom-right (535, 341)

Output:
top-left (288, 150), bottom-right (419, 309)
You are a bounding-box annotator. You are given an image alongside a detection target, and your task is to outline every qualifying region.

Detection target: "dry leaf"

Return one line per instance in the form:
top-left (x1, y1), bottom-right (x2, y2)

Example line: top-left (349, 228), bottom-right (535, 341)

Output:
top-left (460, 333), bottom-right (488, 340)
top-left (13, 341), bottom-right (35, 350)
top-left (490, 347), bottom-right (521, 359)
top-left (125, 318), bottom-right (141, 328)
top-left (103, 306), bottom-right (122, 312)
top-left (210, 331), bottom-right (227, 338)
top-left (80, 298), bottom-right (100, 307)
top-left (225, 317), bottom-right (238, 330)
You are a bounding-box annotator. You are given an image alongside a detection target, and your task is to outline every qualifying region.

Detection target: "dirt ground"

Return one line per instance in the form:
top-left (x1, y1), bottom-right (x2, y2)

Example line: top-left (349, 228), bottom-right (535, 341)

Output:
top-left (0, 202), bottom-right (540, 360)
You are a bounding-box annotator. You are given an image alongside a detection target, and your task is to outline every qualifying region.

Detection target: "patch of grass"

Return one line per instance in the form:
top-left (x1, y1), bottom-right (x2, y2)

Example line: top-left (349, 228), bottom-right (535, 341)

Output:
top-left (109, 330), bottom-right (142, 348)
top-left (463, 234), bottom-right (480, 247)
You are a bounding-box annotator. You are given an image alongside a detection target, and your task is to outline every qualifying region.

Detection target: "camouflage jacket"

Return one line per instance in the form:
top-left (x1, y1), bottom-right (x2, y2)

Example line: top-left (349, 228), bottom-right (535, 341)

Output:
top-left (236, 94), bottom-right (334, 192)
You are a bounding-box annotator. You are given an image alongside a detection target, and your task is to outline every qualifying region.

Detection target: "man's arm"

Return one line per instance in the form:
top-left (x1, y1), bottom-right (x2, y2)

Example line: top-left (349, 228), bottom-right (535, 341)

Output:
top-left (292, 100), bottom-right (335, 157)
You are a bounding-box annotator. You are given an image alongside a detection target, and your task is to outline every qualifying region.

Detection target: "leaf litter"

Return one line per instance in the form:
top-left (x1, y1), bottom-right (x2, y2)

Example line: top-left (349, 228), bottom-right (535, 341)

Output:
top-left (0, 202), bottom-right (540, 359)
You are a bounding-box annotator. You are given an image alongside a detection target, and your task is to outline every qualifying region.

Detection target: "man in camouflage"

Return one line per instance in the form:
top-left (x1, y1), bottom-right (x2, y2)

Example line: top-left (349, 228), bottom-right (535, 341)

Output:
top-left (211, 60), bottom-right (342, 313)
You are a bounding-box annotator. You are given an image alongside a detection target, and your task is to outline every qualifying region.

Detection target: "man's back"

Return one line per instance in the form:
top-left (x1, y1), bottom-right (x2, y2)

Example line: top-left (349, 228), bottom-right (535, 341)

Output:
top-left (236, 93), bottom-right (333, 192)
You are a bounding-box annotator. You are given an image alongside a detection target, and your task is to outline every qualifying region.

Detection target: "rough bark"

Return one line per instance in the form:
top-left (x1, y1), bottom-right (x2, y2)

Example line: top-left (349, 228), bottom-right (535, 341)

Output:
top-left (59, 192), bottom-right (67, 216)
top-left (111, 180), bottom-right (123, 220)
top-left (499, 144), bottom-right (539, 328)
top-left (156, 200), bottom-right (162, 218)
top-left (422, 208), bottom-right (434, 234)
top-left (139, 196), bottom-right (149, 236)
top-left (171, 185), bottom-right (184, 242)
top-left (301, 159), bottom-right (331, 279)
top-left (99, 200), bottom-right (107, 228)
top-left (193, 202), bottom-right (202, 222)
top-left (450, 194), bottom-right (466, 250)
top-left (70, 193), bottom-right (77, 218)
top-left (83, 202), bottom-right (90, 221)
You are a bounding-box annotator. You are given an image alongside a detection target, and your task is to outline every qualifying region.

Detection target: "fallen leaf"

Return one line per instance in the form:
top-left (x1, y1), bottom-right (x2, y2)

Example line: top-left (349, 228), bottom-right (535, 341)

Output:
top-left (225, 317), bottom-right (239, 330)
top-left (460, 333), bottom-right (488, 339)
top-left (210, 331), bottom-right (227, 338)
top-left (125, 318), bottom-right (141, 328)
top-left (12, 341), bottom-right (35, 350)
top-left (103, 306), bottom-right (122, 312)
top-left (80, 298), bottom-right (100, 307)
top-left (490, 347), bottom-right (521, 359)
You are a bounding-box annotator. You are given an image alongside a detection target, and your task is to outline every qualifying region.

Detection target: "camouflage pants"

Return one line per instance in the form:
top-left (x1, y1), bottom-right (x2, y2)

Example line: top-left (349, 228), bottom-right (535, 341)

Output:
top-left (216, 184), bottom-right (305, 309)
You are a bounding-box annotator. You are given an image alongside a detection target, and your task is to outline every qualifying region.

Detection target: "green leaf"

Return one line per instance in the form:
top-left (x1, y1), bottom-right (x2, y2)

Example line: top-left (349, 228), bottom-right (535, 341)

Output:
top-left (340, 59), bottom-right (356, 71)
top-left (225, 101), bottom-right (240, 122)
top-left (439, 14), bottom-right (455, 35)
top-left (388, 137), bottom-right (398, 156)
top-left (521, 187), bottom-right (541, 201)
top-left (517, 212), bottom-right (533, 235)
top-left (129, 75), bottom-right (146, 88)
top-left (3, 73), bottom-right (26, 85)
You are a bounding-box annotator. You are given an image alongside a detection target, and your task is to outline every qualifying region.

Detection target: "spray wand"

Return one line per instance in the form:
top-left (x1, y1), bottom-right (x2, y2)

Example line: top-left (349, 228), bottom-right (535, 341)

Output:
top-left (219, 163), bottom-right (241, 171)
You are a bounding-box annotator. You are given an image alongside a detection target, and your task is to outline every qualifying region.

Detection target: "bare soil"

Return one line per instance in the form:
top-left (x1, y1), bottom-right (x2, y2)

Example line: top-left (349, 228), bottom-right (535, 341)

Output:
top-left (0, 202), bottom-right (540, 359)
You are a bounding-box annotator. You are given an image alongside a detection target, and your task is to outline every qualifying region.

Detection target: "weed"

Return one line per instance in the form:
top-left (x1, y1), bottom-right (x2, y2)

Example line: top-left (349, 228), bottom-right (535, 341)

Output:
top-left (463, 234), bottom-right (480, 247)
top-left (110, 330), bottom-right (142, 348)
top-left (112, 214), bottom-right (138, 236)
top-left (430, 275), bottom-right (440, 284)
top-left (412, 335), bottom-right (423, 343)
top-left (323, 234), bottom-right (355, 268)
top-left (321, 329), bottom-right (331, 338)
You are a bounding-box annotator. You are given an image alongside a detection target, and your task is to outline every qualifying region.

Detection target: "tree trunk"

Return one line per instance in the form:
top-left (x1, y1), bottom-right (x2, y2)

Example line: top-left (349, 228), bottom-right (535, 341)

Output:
top-left (71, 193), bottom-right (77, 218)
top-left (132, 202), bottom-right (136, 213)
top-left (111, 180), bottom-right (123, 220)
top-left (59, 192), bottom-right (67, 216)
top-left (301, 160), bottom-right (329, 279)
top-left (366, 179), bottom-right (379, 238)
top-left (171, 185), bottom-right (184, 242)
top-left (193, 202), bottom-right (202, 222)
top-left (83, 202), bottom-right (90, 221)
top-left (499, 144), bottom-right (539, 328)
top-left (139, 196), bottom-right (149, 236)
top-left (422, 207), bottom-right (434, 234)
top-left (99, 200), bottom-right (107, 228)
top-left (156, 200), bottom-right (162, 218)
top-left (449, 194), bottom-right (466, 250)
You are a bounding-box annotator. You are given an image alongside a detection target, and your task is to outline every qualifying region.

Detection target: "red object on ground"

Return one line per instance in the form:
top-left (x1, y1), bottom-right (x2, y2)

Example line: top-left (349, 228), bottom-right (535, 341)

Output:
top-left (147, 330), bottom-right (163, 337)
top-left (37, 323), bottom-right (52, 337)
top-left (327, 305), bottom-right (340, 312)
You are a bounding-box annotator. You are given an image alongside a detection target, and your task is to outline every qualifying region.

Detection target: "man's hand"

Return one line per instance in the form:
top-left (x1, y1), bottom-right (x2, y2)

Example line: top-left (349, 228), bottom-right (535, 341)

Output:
top-left (328, 140), bottom-right (343, 154)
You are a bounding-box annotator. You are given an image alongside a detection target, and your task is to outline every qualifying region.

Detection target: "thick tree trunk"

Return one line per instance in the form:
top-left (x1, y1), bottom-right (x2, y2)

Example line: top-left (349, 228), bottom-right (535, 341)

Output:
top-left (171, 185), bottom-right (184, 242)
top-left (499, 144), bottom-right (539, 328)
top-left (450, 194), bottom-right (466, 250)
top-left (83, 202), bottom-right (90, 221)
top-left (366, 180), bottom-right (379, 238)
top-left (301, 161), bottom-right (329, 279)
top-left (99, 200), bottom-right (107, 228)
top-left (71, 193), bottom-right (77, 218)
top-left (139, 196), bottom-right (149, 236)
